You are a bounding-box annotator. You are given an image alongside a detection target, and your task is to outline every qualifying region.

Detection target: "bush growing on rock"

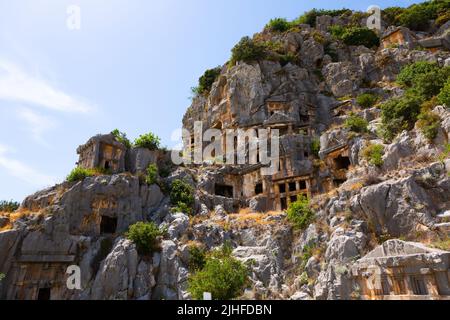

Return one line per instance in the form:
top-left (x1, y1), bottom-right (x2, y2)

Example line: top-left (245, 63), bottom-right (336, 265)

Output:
top-left (111, 129), bottom-right (131, 148)
top-left (438, 80), bottom-right (450, 107)
top-left (311, 138), bottom-right (321, 158)
top-left (397, 62), bottom-right (450, 100)
top-left (362, 143), bottom-right (384, 167)
top-left (188, 244), bottom-right (207, 272)
top-left (191, 66), bottom-right (222, 96)
top-left (396, 0), bottom-right (450, 30)
top-left (66, 167), bottom-right (96, 182)
top-left (0, 200), bottom-right (20, 212)
top-left (417, 111), bottom-right (441, 141)
top-left (145, 164), bottom-right (158, 185)
top-left (330, 26), bottom-right (379, 48)
top-left (188, 244), bottom-right (249, 300)
top-left (295, 8), bottom-right (351, 27)
top-left (230, 36), bottom-right (266, 66)
top-left (286, 196), bottom-right (315, 230)
top-left (356, 93), bottom-right (378, 109)
top-left (134, 132), bottom-right (161, 150)
top-left (344, 113), bottom-right (369, 133)
top-left (170, 179), bottom-right (194, 215)
top-left (380, 94), bottom-right (422, 141)
top-left (126, 221), bottom-right (163, 255)
top-left (265, 18), bottom-right (291, 32)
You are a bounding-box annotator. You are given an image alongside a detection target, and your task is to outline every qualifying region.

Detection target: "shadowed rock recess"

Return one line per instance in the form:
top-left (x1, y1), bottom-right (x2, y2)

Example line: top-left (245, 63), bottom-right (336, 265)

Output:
top-left (1, 3), bottom-right (450, 300)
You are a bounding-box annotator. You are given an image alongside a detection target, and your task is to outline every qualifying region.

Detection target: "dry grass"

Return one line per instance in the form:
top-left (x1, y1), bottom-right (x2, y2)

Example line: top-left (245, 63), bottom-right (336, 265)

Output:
top-left (215, 210), bottom-right (285, 230)
top-left (0, 208), bottom-right (44, 232)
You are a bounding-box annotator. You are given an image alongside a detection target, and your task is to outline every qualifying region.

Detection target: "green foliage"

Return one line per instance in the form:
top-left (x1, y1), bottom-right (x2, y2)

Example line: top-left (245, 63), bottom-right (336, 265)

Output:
top-left (0, 200), bottom-right (20, 212)
top-left (286, 196), bottom-right (315, 230)
top-left (111, 129), bottom-right (131, 148)
top-left (380, 93), bottom-right (422, 141)
top-left (417, 110), bottom-right (441, 141)
top-left (356, 93), bottom-right (378, 109)
top-left (397, 62), bottom-right (450, 100)
top-left (362, 143), bottom-right (384, 167)
top-left (294, 8), bottom-right (351, 27)
top-left (438, 79), bottom-right (450, 107)
top-left (134, 132), bottom-right (161, 150)
top-left (382, 7), bottom-right (405, 26)
top-left (278, 52), bottom-right (298, 66)
top-left (266, 18), bottom-right (291, 32)
top-left (311, 138), bottom-right (321, 158)
top-left (126, 221), bottom-right (163, 255)
top-left (188, 245), bottom-right (249, 300)
top-left (230, 36), bottom-right (267, 66)
top-left (145, 164), bottom-right (158, 185)
top-left (344, 113), bottom-right (369, 133)
top-left (192, 66), bottom-right (222, 96)
top-left (188, 245), bottom-right (207, 272)
top-left (330, 25), bottom-right (380, 48)
top-left (66, 167), bottom-right (95, 182)
top-left (0, 273), bottom-right (5, 282)
top-left (170, 179), bottom-right (194, 215)
top-left (396, 0), bottom-right (450, 31)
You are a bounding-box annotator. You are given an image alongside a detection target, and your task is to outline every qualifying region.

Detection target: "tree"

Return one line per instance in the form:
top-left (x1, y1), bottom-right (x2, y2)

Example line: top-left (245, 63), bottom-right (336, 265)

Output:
top-left (188, 245), bottom-right (249, 300)
top-left (126, 222), bottom-right (163, 255)
top-left (286, 196), bottom-right (315, 230)
top-left (230, 37), bottom-right (266, 66)
top-left (134, 132), bottom-right (161, 150)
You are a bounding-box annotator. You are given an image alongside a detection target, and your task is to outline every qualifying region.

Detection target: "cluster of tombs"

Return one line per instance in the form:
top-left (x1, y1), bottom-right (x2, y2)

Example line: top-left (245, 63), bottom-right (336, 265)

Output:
top-left (183, 98), bottom-right (354, 212)
top-left (381, 26), bottom-right (450, 52)
top-left (351, 240), bottom-right (450, 300)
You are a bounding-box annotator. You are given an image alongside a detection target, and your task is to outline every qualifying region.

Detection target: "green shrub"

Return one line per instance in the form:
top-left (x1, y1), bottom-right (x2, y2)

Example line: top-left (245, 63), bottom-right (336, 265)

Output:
top-left (438, 80), bottom-right (450, 107)
top-left (188, 245), bottom-right (249, 300)
top-left (382, 7), bottom-right (405, 26)
top-left (344, 113), bottom-right (369, 133)
top-left (417, 111), bottom-right (441, 141)
top-left (145, 164), bottom-right (158, 185)
top-left (0, 200), bottom-right (20, 212)
top-left (111, 129), bottom-right (131, 148)
top-left (362, 143), bottom-right (384, 167)
top-left (134, 132), bottom-right (161, 150)
top-left (230, 36), bottom-right (266, 66)
top-left (170, 179), bottom-right (194, 215)
top-left (286, 196), bottom-right (315, 230)
top-left (192, 66), bottom-right (222, 96)
top-left (66, 167), bottom-right (95, 182)
top-left (356, 93), bottom-right (378, 109)
top-left (0, 273), bottom-right (5, 282)
top-left (188, 245), bottom-right (207, 272)
top-left (294, 9), bottom-right (351, 27)
top-left (126, 221), bottom-right (163, 255)
top-left (380, 94), bottom-right (422, 141)
top-left (278, 52), bottom-right (298, 66)
top-left (311, 138), bottom-right (321, 157)
top-left (266, 18), bottom-right (291, 32)
top-left (397, 62), bottom-right (450, 100)
top-left (340, 27), bottom-right (379, 48)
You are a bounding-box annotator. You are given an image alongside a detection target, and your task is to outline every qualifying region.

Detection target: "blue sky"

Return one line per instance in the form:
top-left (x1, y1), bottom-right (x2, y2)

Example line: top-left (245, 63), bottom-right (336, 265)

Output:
top-left (0, 0), bottom-right (421, 202)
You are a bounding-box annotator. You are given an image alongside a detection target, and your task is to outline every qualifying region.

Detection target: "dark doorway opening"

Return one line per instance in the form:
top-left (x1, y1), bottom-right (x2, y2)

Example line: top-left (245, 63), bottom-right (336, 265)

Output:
top-left (100, 216), bottom-right (117, 234)
top-left (215, 184), bottom-right (234, 198)
top-left (255, 183), bottom-right (263, 195)
top-left (280, 198), bottom-right (288, 210)
top-left (278, 183), bottom-right (286, 194)
top-left (289, 182), bottom-right (296, 192)
top-left (410, 276), bottom-right (428, 295)
top-left (104, 161), bottom-right (111, 170)
top-left (334, 155), bottom-right (350, 170)
top-left (334, 179), bottom-right (346, 187)
top-left (37, 288), bottom-right (51, 300)
top-left (299, 180), bottom-right (307, 190)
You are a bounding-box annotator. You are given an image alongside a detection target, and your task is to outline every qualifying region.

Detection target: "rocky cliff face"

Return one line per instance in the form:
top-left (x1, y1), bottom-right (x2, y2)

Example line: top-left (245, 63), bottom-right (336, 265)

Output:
top-left (1, 7), bottom-right (450, 300)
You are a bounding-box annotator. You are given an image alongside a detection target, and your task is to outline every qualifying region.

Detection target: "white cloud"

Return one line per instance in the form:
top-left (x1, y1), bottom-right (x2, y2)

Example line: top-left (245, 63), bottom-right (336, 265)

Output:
top-left (17, 107), bottom-right (57, 146)
top-left (0, 144), bottom-right (57, 187)
top-left (0, 60), bottom-right (95, 113)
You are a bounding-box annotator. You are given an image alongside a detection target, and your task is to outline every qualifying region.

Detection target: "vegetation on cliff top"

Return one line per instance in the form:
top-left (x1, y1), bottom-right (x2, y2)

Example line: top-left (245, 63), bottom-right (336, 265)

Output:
top-left (126, 221), bottom-right (164, 255)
